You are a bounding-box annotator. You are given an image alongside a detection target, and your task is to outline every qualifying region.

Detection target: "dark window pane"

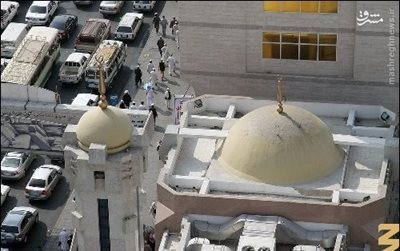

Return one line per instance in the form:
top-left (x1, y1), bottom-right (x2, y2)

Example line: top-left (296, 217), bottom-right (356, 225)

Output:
top-left (320, 1), bottom-right (338, 13)
top-left (263, 32), bottom-right (280, 42)
top-left (282, 33), bottom-right (299, 43)
top-left (263, 43), bottom-right (280, 59)
top-left (319, 46), bottom-right (336, 61)
top-left (301, 1), bottom-right (318, 12)
top-left (282, 44), bottom-right (298, 59)
top-left (300, 45), bottom-right (317, 60)
top-left (98, 199), bottom-right (110, 251)
top-left (300, 33), bottom-right (317, 44)
top-left (264, 1), bottom-right (281, 11)
top-left (281, 1), bottom-right (300, 12)
top-left (319, 34), bottom-right (337, 44)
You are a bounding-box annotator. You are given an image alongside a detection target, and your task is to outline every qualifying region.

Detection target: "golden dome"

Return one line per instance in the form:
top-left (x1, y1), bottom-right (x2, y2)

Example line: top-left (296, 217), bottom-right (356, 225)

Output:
top-left (76, 106), bottom-right (132, 154)
top-left (218, 105), bottom-right (344, 185)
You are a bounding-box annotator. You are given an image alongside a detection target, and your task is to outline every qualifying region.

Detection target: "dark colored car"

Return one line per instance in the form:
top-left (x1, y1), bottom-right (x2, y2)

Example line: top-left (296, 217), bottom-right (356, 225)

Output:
top-left (49, 14), bottom-right (78, 40)
top-left (1, 207), bottom-right (39, 246)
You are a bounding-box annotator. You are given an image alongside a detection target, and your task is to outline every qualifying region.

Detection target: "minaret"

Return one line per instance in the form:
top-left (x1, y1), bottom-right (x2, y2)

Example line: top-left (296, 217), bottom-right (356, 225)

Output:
top-left (62, 54), bottom-right (151, 250)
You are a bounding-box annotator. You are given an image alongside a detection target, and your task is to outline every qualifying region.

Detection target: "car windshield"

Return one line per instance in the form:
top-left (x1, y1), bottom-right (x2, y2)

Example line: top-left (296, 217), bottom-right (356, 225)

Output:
top-left (50, 18), bottom-right (66, 30)
top-left (103, 1), bottom-right (117, 4)
top-left (1, 158), bottom-right (20, 168)
top-left (1, 225), bottom-right (19, 233)
top-left (29, 6), bottom-right (47, 14)
top-left (29, 178), bottom-right (46, 188)
top-left (117, 26), bottom-right (132, 33)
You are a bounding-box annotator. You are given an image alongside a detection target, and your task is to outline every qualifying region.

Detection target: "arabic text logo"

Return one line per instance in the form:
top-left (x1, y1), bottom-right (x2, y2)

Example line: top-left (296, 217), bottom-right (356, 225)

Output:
top-left (357, 10), bottom-right (383, 26)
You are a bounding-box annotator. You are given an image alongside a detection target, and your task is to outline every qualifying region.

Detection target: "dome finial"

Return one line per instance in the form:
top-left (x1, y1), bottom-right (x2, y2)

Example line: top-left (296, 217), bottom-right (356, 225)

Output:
top-left (95, 54), bottom-right (108, 109)
top-left (276, 75), bottom-right (284, 113)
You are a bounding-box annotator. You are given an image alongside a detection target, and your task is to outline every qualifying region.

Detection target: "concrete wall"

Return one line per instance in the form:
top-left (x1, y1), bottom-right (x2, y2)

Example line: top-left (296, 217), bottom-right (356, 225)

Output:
top-left (178, 1), bottom-right (399, 116)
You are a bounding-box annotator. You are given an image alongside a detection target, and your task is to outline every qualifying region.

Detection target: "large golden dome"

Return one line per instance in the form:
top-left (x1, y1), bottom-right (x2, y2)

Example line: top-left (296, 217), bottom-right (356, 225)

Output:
top-left (76, 106), bottom-right (132, 154)
top-left (218, 104), bottom-right (344, 185)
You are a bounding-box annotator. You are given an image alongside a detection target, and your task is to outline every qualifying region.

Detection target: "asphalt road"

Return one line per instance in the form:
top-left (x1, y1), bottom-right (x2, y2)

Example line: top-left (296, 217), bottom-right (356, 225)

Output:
top-left (8, 0), bottom-right (165, 104)
top-left (1, 1), bottom-right (165, 250)
top-left (1, 155), bottom-right (72, 251)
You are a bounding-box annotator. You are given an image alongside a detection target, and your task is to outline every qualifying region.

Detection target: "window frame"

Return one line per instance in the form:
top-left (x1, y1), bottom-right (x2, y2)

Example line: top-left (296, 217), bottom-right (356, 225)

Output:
top-left (263, 1), bottom-right (338, 14)
top-left (262, 32), bottom-right (338, 61)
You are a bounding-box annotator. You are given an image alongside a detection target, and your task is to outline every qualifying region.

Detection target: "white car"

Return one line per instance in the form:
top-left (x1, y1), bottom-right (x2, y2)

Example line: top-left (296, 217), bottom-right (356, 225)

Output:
top-left (133, 1), bottom-right (156, 12)
top-left (1, 184), bottom-right (10, 205)
top-left (99, 1), bottom-right (124, 15)
top-left (1, 152), bottom-right (36, 180)
top-left (25, 1), bottom-right (58, 26)
top-left (1, 1), bottom-right (19, 30)
top-left (58, 52), bottom-right (91, 84)
top-left (25, 164), bottom-right (62, 200)
top-left (115, 13), bottom-right (143, 41)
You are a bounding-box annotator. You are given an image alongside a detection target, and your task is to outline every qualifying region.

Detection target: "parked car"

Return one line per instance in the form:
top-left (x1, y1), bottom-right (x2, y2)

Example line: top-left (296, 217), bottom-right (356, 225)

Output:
top-left (0, 206), bottom-right (39, 245)
top-left (1, 184), bottom-right (10, 206)
top-left (99, 1), bottom-right (124, 15)
top-left (1, 152), bottom-right (35, 180)
top-left (25, 164), bottom-right (62, 201)
top-left (133, 1), bottom-right (156, 12)
top-left (115, 12), bottom-right (143, 41)
top-left (58, 52), bottom-right (90, 84)
top-left (73, 0), bottom-right (93, 6)
top-left (1, 1), bottom-right (19, 30)
top-left (49, 14), bottom-right (78, 41)
top-left (1, 22), bottom-right (29, 58)
top-left (74, 18), bottom-right (111, 53)
top-left (25, 1), bottom-right (58, 26)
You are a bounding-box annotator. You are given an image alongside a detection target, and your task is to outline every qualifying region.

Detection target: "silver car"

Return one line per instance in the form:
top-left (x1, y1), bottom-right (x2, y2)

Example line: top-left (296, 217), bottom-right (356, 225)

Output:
top-left (25, 164), bottom-right (62, 200)
top-left (1, 206), bottom-right (39, 245)
top-left (1, 184), bottom-right (10, 205)
top-left (1, 152), bottom-right (35, 180)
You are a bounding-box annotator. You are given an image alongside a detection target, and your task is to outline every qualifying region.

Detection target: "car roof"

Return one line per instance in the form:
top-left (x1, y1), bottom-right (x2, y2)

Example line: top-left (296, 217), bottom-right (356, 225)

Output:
top-left (32, 1), bottom-right (50, 7)
top-left (66, 52), bottom-right (90, 62)
top-left (2, 210), bottom-right (26, 227)
top-left (1, 23), bottom-right (28, 42)
top-left (119, 13), bottom-right (143, 27)
top-left (32, 166), bottom-right (53, 179)
top-left (5, 152), bottom-right (24, 158)
top-left (54, 14), bottom-right (76, 21)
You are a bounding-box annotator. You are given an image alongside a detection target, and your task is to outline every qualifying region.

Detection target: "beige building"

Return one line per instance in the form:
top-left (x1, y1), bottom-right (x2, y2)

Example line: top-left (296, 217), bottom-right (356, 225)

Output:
top-left (178, 1), bottom-right (399, 116)
top-left (155, 94), bottom-right (399, 250)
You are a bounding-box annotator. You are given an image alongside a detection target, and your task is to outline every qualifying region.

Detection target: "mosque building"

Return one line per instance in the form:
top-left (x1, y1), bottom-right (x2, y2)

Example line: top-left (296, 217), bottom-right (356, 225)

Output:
top-left (155, 84), bottom-right (399, 250)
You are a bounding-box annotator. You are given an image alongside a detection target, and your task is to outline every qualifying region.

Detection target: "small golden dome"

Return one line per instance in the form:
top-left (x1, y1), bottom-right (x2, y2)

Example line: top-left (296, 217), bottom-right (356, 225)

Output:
top-left (76, 106), bottom-right (132, 154)
top-left (218, 105), bottom-right (344, 185)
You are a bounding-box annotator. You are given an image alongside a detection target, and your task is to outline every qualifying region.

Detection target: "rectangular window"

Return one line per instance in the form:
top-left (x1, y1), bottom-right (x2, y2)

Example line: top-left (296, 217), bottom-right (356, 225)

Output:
top-left (98, 199), bottom-right (111, 251)
top-left (264, 1), bottom-right (337, 13)
top-left (262, 32), bottom-right (337, 61)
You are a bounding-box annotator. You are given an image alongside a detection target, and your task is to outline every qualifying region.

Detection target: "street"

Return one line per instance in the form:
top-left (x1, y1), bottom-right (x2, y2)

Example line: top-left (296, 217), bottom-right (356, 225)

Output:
top-left (1, 1), bottom-right (167, 250)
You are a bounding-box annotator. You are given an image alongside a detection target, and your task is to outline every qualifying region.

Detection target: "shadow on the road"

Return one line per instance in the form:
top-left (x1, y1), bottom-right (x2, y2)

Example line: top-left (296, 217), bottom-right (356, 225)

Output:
top-left (166, 79), bottom-right (180, 86)
top-left (154, 125), bottom-right (165, 133)
top-left (0, 197), bottom-right (17, 221)
top-left (29, 176), bottom-right (71, 211)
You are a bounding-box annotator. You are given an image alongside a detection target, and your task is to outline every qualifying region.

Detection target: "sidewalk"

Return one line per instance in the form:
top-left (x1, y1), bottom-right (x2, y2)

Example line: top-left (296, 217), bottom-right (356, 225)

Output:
top-left (43, 0), bottom-right (190, 248)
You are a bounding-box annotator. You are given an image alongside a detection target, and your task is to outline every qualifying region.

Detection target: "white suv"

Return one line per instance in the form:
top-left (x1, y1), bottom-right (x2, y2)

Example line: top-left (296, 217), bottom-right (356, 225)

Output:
top-left (25, 164), bottom-right (62, 200)
top-left (25, 1), bottom-right (58, 26)
top-left (1, 1), bottom-right (19, 30)
top-left (115, 13), bottom-right (143, 41)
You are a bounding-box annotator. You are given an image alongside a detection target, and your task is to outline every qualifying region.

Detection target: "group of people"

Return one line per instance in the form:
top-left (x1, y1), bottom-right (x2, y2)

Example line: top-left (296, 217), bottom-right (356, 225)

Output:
top-left (152, 13), bottom-right (180, 49)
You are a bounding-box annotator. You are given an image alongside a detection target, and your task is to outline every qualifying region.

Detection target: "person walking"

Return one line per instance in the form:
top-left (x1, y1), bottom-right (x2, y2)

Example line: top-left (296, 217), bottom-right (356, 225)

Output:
top-left (122, 90), bottom-right (132, 108)
top-left (164, 87), bottom-right (172, 109)
top-left (175, 29), bottom-right (180, 49)
top-left (167, 54), bottom-right (176, 76)
top-left (170, 17), bottom-right (178, 35)
top-left (149, 104), bottom-right (158, 125)
top-left (159, 59), bottom-right (166, 81)
top-left (138, 101), bottom-right (146, 110)
top-left (146, 87), bottom-right (155, 109)
top-left (134, 64), bottom-right (142, 87)
top-left (129, 101), bottom-right (136, 109)
top-left (59, 228), bottom-right (69, 251)
top-left (172, 21), bottom-right (179, 40)
top-left (161, 44), bottom-right (170, 63)
top-left (160, 15), bottom-right (168, 37)
top-left (146, 60), bottom-right (155, 74)
top-left (156, 36), bottom-right (164, 57)
top-left (152, 12), bottom-right (161, 34)
top-left (150, 68), bottom-right (158, 86)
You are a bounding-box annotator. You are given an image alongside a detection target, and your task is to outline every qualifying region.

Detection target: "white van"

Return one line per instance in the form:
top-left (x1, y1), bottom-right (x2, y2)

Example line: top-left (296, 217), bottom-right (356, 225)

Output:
top-left (1, 23), bottom-right (28, 58)
top-left (85, 40), bottom-right (127, 89)
top-left (115, 13), bottom-right (143, 41)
